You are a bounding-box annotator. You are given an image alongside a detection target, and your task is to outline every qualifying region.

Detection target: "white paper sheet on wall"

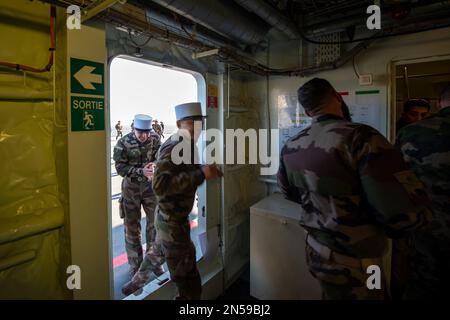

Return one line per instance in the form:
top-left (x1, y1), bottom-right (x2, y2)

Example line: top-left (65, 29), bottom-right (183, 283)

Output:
top-left (278, 90), bottom-right (383, 151)
top-left (278, 94), bottom-right (311, 151)
top-left (342, 89), bottom-right (382, 132)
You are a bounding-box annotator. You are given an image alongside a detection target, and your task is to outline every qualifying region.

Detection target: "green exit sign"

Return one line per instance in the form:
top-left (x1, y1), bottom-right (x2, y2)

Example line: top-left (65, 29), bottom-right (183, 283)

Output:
top-left (70, 57), bottom-right (105, 132)
top-left (71, 96), bottom-right (105, 131)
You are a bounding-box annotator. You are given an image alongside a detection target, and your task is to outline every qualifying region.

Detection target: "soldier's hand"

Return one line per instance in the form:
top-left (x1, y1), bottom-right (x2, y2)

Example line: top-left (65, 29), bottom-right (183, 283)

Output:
top-left (201, 164), bottom-right (223, 180)
top-left (143, 162), bottom-right (155, 178)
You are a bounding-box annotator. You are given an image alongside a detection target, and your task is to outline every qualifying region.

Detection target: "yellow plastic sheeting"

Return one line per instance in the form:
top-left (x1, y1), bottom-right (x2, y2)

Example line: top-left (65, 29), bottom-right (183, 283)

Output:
top-left (0, 100), bottom-right (67, 298)
top-left (0, 0), bottom-right (53, 71)
top-left (0, 207), bottom-right (64, 245)
top-left (0, 0), bottom-right (70, 299)
top-left (0, 102), bottom-right (58, 210)
top-left (0, 229), bottom-right (67, 299)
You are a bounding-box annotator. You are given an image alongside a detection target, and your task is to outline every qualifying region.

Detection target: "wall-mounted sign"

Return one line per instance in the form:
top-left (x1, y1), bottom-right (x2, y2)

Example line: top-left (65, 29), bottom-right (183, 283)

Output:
top-left (70, 57), bottom-right (105, 131)
top-left (208, 84), bottom-right (218, 109)
top-left (70, 57), bottom-right (104, 95)
top-left (70, 96), bottom-right (105, 131)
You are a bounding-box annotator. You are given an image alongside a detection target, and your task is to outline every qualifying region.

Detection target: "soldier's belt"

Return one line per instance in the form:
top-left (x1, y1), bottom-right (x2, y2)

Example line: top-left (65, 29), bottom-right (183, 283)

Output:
top-left (126, 176), bottom-right (148, 183)
top-left (306, 233), bottom-right (381, 270)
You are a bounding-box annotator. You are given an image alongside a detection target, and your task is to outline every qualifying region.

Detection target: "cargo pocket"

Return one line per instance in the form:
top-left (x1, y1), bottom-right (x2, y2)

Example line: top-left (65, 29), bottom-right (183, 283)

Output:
top-left (118, 197), bottom-right (125, 219)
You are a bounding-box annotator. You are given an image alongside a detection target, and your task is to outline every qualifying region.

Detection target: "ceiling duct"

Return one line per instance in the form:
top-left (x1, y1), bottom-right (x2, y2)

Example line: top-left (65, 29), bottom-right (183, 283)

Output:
top-left (147, 0), bottom-right (270, 46)
top-left (303, 0), bottom-right (450, 36)
top-left (142, 5), bottom-right (240, 49)
top-left (233, 0), bottom-right (301, 39)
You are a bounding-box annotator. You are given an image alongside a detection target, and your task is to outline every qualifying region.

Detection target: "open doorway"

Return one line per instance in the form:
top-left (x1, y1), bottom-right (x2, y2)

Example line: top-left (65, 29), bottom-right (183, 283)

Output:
top-left (392, 57), bottom-right (450, 138)
top-left (109, 56), bottom-right (206, 299)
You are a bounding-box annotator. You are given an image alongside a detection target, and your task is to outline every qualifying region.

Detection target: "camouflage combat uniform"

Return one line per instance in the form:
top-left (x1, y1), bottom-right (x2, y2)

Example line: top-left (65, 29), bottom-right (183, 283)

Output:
top-left (113, 131), bottom-right (161, 275)
top-left (115, 123), bottom-right (123, 140)
top-left (123, 134), bottom-right (204, 299)
top-left (277, 114), bottom-right (432, 300)
top-left (396, 106), bottom-right (450, 299)
top-left (153, 123), bottom-right (163, 137)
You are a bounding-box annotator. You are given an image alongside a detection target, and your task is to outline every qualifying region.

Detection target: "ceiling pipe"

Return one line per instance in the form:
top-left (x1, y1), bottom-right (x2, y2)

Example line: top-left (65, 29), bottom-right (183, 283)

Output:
top-left (100, 7), bottom-right (211, 51)
top-left (128, 0), bottom-right (244, 48)
top-left (38, 0), bottom-right (450, 77)
top-left (233, 0), bottom-right (301, 39)
top-left (146, 0), bottom-right (270, 46)
top-left (234, 0), bottom-right (450, 41)
top-left (303, 1), bottom-right (450, 37)
top-left (141, 5), bottom-right (241, 50)
top-left (220, 36), bottom-right (378, 77)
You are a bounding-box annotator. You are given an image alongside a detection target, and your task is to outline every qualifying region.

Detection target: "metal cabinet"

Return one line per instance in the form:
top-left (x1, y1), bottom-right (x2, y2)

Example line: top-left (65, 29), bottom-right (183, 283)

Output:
top-left (250, 193), bottom-right (321, 300)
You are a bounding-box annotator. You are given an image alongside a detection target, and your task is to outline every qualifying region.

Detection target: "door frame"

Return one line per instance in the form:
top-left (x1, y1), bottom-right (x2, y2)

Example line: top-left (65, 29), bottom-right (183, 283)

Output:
top-left (388, 53), bottom-right (450, 141)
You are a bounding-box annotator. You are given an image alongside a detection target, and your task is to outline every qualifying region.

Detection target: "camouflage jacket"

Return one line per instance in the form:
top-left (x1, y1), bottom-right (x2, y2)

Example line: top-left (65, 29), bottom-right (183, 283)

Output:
top-left (152, 133), bottom-right (205, 221)
top-left (277, 114), bottom-right (432, 258)
top-left (113, 131), bottom-right (161, 181)
top-left (152, 123), bottom-right (162, 135)
top-left (396, 107), bottom-right (450, 241)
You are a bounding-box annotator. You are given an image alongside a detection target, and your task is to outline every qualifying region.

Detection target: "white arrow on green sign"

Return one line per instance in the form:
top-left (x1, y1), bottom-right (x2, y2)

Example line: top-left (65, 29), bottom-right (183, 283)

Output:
top-left (70, 57), bottom-right (104, 95)
top-left (74, 66), bottom-right (102, 90)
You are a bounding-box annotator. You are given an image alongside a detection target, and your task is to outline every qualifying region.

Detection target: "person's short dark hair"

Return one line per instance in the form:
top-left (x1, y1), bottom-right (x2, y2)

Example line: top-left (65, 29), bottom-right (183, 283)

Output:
top-left (403, 99), bottom-right (430, 113)
top-left (297, 78), bottom-right (335, 112)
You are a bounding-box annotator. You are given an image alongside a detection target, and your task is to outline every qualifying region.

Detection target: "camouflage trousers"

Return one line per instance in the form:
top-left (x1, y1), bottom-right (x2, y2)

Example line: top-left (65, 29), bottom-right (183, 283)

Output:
top-left (403, 232), bottom-right (450, 299)
top-left (119, 178), bottom-right (157, 273)
top-left (130, 208), bottom-right (201, 300)
top-left (305, 244), bottom-right (386, 300)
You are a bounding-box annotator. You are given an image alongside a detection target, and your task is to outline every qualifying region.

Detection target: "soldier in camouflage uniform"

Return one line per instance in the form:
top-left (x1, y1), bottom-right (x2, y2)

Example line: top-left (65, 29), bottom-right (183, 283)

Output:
top-left (113, 114), bottom-right (164, 278)
top-left (396, 84), bottom-right (450, 299)
top-left (122, 102), bottom-right (222, 299)
top-left (152, 120), bottom-right (164, 138)
top-left (277, 78), bottom-right (432, 300)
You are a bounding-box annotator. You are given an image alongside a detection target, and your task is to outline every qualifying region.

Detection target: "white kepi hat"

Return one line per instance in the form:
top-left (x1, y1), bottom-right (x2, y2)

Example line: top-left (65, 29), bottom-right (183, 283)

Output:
top-left (175, 102), bottom-right (206, 121)
top-left (133, 114), bottom-right (152, 130)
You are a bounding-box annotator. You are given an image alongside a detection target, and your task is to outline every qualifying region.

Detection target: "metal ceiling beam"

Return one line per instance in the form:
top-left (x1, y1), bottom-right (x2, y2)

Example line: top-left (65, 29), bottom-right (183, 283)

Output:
top-left (81, 0), bottom-right (126, 22)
